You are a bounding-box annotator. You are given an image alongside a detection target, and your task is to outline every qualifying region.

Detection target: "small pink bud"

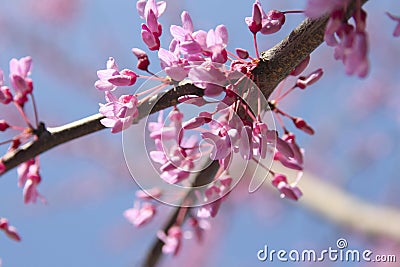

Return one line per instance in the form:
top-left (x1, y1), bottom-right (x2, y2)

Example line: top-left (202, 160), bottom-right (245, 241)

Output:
top-left (293, 117), bottom-right (315, 135)
top-left (132, 48), bottom-right (151, 71)
top-left (0, 120), bottom-right (9, 131)
top-left (0, 218), bottom-right (21, 242)
top-left (5, 226), bottom-right (21, 241)
top-left (235, 48), bottom-right (249, 59)
top-left (296, 68), bottom-right (323, 89)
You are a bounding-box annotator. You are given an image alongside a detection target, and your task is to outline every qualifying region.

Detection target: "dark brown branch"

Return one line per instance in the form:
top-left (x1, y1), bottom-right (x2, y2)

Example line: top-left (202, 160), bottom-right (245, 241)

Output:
top-left (142, 160), bottom-right (220, 267)
top-left (0, 84), bottom-right (204, 175)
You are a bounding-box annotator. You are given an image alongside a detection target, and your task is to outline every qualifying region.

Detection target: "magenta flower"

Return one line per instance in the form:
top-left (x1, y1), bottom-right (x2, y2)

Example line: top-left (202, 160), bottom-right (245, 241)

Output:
top-left (271, 174), bottom-right (303, 201)
top-left (141, 24), bottom-right (161, 51)
top-left (17, 159), bottom-right (45, 204)
top-left (136, 0), bottom-right (166, 20)
top-left (158, 48), bottom-right (189, 81)
top-left (9, 56), bottom-right (33, 106)
top-left (95, 57), bottom-right (138, 91)
top-left (296, 68), bottom-right (324, 89)
top-left (124, 202), bottom-right (156, 227)
top-left (137, 0), bottom-right (165, 50)
top-left (245, 2), bottom-right (263, 34)
top-left (246, 1), bottom-right (285, 35)
top-left (203, 25), bottom-right (229, 63)
top-left (344, 32), bottom-right (369, 78)
top-left (0, 218), bottom-right (21, 242)
top-left (170, 11), bottom-right (203, 55)
top-left (148, 111), bottom-right (175, 141)
top-left (99, 91), bottom-right (139, 133)
top-left (201, 131), bottom-right (231, 160)
top-left (157, 225), bottom-right (182, 256)
top-left (387, 12), bottom-right (400, 37)
top-left (188, 63), bottom-right (227, 96)
top-left (197, 177), bottom-right (232, 218)
top-left (260, 10), bottom-right (285, 35)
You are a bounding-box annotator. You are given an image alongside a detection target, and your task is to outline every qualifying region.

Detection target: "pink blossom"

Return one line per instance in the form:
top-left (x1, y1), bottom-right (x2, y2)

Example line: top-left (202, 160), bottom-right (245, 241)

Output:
top-left (99, 91), bottom-right (139, 133)
top-left (387, 12), bottom-right (400, 37)
top-left (0, 70), bottom-right (13, 105)
top-left (17, 159), bottom-right (45, 204)
top-left (246, 1), bottom-right (285, 35)
top-left (148, 110), bottom-right (198, 185)
top-left (148, 111), bottom-right (176, 140)
top-left (188, 63), bottom-right (227, 96)
top-left (324, 10), bottom-right (345, 46)
top-left (296, 68), bottom-right (323, 89)
top-left (182, 112), bottom-right (212, 129)
top-left (124, 202), bottom-right (156, 227)
top-left (9, 56), bottom-right (33, 106)
top-left (197, 177), bottom-right (232, 218)
top-left (141, 24), bottom-right (161, 51)
top-left (305, 0), bottom-right (350, 18)
top-left (245, 2), bottom-right (263, 34)
top-left (0, 218), bottom-right (21, 241)
top-left (158, 48), bottom-right (189, 81)
top-left (203, 25), bottom-right (229, 63)
top-left (136, 0), bottom-right (166, 20)
top-left (271, 174), bottom-right (302, 201)
top-left (132, 48), bottom-right (150, 71)
top-left (344, 31), bottom-right (369, 78)
top-left (170, 11), bottom-right (204, 55)
top-left (137, 0), bottom-right (165, 51)
top-left (274, 133), bottom-right (303, 171)
top-left (201, 131), bottom-right (231, 160)
top-left (17, 159), bottom-right (35, 188)
top-left (260, 10), bottom-right (286, 35)
top-left (157, 225), bottom-right (182, 256)
top-left (95, 58), bottom-right (137, 91)
top-left (188, 217), bottom-right (210, 243)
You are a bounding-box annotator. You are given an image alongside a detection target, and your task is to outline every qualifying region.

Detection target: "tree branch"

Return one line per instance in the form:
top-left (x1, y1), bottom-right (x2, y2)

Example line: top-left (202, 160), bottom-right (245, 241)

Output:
top-left (0, 84), bottom-right (204, 175)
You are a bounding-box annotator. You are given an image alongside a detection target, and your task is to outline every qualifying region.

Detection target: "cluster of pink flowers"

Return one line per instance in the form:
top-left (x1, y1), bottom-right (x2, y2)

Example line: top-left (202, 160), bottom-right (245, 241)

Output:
top-left (95, 57), bottom-right (140, 133)
top-left (305, 0), bottom-right (370, 77)
top-left (103, 0), bottom-right (326, 255)
top-left (0, 57), bottom-right (45, 206)
top-left (92, 0), bottom-right (399, 257)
